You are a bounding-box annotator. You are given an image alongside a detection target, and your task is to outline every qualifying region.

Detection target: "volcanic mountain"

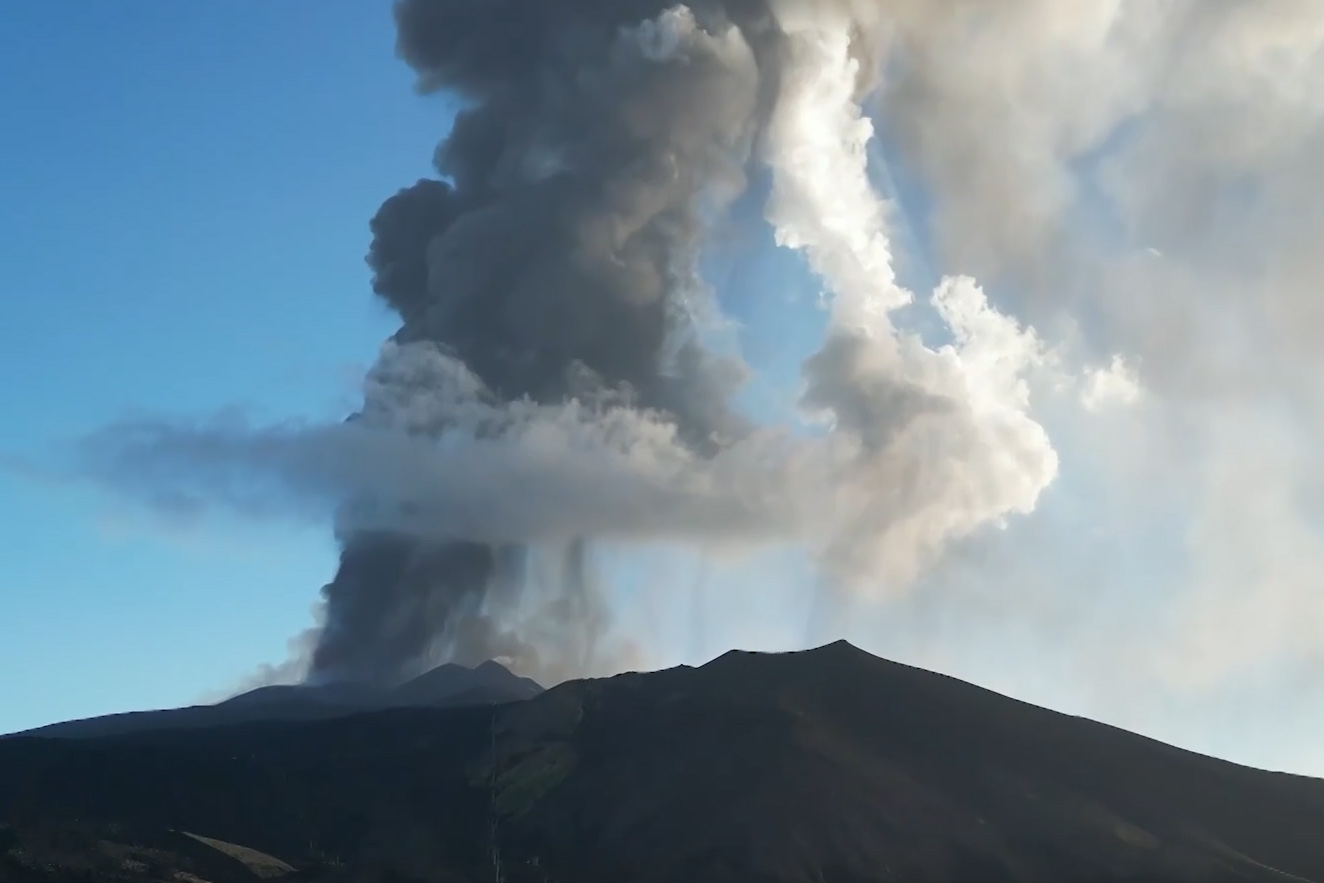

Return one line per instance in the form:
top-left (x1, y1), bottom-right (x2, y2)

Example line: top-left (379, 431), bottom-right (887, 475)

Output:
top-left (3, 642), bottom-right (1324, 882)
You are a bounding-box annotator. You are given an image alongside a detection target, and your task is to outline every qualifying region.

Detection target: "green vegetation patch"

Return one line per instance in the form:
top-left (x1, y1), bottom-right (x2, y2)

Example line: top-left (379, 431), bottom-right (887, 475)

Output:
top-left (492, 742), bottom-right (577, 818)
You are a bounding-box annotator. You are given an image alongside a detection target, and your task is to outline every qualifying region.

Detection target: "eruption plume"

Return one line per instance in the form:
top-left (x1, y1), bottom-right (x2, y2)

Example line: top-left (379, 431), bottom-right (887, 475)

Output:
top-left (315, 0), bottom-right (777, 683)
top-left (69, 0), bottom-right (1070, 685)
top-left (67, 0), bottom-right (1324, 772)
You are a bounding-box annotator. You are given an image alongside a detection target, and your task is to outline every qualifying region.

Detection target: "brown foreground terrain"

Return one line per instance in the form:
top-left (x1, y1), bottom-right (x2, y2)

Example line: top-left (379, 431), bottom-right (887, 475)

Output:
top-left (3, 641), bottom-right (1324, 882)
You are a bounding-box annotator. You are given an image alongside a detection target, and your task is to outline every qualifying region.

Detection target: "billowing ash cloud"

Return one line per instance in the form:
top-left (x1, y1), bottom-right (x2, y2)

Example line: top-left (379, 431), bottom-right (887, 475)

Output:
top-left (319, 0), bottom-right (777, 683)
top-left (69, 0), bottom-right (1076, 688)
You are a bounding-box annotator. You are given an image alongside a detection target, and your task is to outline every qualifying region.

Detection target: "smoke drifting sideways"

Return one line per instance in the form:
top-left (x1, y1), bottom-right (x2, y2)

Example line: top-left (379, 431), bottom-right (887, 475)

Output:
top-left (80, 0), bottom-right (1324, 709)
top-left (73, 0), bottom-right (1077, 688)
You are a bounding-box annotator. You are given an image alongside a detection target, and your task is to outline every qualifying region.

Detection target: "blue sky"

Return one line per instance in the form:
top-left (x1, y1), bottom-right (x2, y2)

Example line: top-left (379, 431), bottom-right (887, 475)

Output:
top-left (0, 2), bottom-right (834, 734)
top-left (0, 2), bottom-right (447, 732)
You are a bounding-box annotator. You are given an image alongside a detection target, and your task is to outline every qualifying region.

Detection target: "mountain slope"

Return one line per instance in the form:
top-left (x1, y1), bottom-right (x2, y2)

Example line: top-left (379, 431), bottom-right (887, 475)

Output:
top-left (514, 642), bottom-right (1324, 881)
top-left (5, 659), bottom-right (542, 741)
top-left (3, 642), bottom-right (1323, 882)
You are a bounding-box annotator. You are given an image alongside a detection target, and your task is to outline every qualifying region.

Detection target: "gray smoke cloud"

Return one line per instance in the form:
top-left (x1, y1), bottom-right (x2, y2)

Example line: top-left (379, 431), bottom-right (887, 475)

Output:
top-left (66, 0), bottom-right (1069, 688)
top-left (316, 0), bottom-right (779, 683)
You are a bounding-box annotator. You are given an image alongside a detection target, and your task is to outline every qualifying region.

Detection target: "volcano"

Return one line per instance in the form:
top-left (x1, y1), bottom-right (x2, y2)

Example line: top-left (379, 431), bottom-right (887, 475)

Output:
top-left (3, 642), bottom-right (1324, 882)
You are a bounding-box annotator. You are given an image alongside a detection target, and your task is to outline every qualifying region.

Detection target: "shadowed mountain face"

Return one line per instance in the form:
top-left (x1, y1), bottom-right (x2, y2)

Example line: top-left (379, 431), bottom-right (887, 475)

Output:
top-left (4, 642), bottom-right (1324, 882)
top-left (6, 659), bottom-right (543, 741)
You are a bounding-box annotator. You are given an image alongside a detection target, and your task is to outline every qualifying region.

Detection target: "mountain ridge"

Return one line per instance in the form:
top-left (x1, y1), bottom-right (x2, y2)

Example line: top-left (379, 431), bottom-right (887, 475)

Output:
top-left (4, 657), bottom-right (543, 741)
top-left (3, 642), bottom-right (1323, 882)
